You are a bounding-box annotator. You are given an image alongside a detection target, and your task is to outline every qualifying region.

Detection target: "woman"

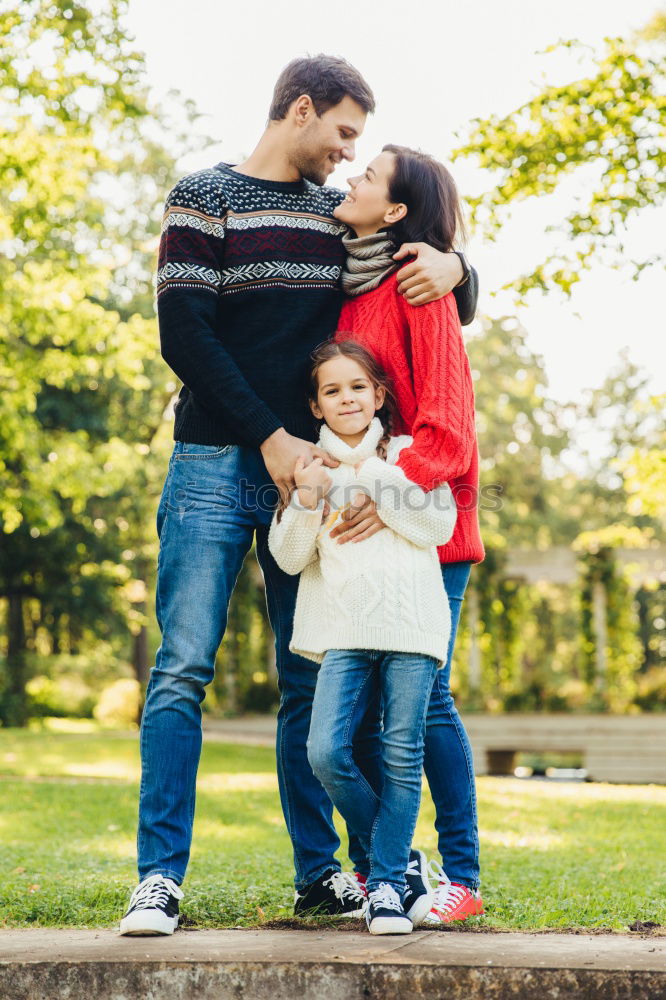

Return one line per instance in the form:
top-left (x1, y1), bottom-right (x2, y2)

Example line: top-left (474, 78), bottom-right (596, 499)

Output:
top-left (330, 144), bottom-right (485, 923)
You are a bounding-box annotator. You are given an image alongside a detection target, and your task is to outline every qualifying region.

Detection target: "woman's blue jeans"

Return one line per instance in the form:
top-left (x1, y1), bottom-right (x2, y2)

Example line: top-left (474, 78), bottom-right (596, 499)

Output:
top-left (347, 562), bottom-right (480, 890)
top-left (307, 649), bottom-right (438, 895)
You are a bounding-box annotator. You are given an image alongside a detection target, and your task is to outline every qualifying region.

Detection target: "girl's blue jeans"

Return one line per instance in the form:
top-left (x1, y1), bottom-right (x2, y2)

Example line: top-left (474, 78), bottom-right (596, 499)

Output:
top-left (307, 649), bottom-right (438, 895)
top-left (138, 443), bottom-right (479, 891)
top-left (347, 561), bottom-right (480, 889)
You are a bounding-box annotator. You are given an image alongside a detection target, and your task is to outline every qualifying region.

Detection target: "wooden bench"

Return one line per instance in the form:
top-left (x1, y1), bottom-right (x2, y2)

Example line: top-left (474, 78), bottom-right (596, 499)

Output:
top-left (463, 714), bottom-right (666, 784)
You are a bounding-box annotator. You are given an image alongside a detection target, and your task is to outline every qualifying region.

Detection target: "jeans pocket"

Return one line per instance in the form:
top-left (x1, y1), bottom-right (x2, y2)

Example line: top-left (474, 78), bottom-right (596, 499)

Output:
top-left (173, 443), bottom-right (237, 461)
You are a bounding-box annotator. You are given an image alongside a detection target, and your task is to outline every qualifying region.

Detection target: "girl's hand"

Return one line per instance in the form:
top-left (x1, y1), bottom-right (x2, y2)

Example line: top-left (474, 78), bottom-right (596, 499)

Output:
top-left (294, 455), bottom-right (332, 510)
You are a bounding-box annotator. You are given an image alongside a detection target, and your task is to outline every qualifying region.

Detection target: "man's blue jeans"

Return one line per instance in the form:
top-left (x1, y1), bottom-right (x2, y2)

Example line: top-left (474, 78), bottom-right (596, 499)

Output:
top-left (138, 443), bottom-right (342, 889)
top-left (307, 649), bottom-right (438, 895)
top-left (347, 562), bottom-right (480, 890)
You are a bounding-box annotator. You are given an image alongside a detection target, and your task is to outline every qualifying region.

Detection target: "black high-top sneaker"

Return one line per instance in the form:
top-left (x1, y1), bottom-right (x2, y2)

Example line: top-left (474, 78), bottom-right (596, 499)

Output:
top-left (403, 848), bottom-right (433, 926)
top-left (366, 883), bottom-right (413, 935)
top-left (294, 868), bottom-right (366, 917)
top-left (119, 874), bottom-right (183, 936)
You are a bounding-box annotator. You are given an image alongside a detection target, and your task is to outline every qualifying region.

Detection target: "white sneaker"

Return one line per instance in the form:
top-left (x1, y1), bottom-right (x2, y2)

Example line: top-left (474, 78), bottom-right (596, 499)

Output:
top-left (119, 874), bottom-right (184, 936)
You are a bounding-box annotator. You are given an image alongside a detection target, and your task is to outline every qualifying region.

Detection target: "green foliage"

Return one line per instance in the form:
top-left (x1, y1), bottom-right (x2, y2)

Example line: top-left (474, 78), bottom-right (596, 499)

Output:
top-left (454, 19), bottom-right (666, 295)
top-left (574, 527), bottom-right (644, 711)
top-left (0, 1), bottom-right (207, 722)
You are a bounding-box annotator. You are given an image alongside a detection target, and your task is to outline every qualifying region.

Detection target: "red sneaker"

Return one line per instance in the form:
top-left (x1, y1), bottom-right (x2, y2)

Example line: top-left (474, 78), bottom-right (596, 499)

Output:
top-left (423, 862), bottom-right (484, 924)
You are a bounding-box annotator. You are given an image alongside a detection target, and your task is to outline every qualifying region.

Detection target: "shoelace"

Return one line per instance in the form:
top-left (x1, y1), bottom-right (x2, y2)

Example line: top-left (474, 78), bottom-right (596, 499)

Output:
top-left (129, 874), bottom-right (183, 910)
top-left (406, 855), bottom-right (421, 878)
top-left (426, 860), bottom-right (468, 912)
top-left (323, 870), bottom-right (366, 903)
top-left (368, 883), bottom-right (403, 912)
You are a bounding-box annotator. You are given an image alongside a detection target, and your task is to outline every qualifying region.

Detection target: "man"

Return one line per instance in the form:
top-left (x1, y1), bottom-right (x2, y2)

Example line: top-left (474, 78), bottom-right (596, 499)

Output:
top-left (120, 54), bottom-right (477, 936)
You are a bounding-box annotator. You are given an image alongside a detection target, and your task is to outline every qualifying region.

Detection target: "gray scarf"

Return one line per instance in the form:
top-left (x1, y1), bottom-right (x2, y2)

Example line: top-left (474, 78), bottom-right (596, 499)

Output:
top-left (340, 230), bottom-right (399, 297)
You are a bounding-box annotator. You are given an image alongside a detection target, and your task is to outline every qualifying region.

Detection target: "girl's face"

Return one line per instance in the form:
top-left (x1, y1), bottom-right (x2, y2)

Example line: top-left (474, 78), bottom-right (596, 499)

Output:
top-left (333, 151), bottom-right (407, 237)
top-left (311, 356), bottom-right (385, 445)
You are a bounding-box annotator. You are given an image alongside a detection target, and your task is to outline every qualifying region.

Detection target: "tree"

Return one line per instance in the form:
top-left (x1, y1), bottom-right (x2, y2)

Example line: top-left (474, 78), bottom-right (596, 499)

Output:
top-left (0, 1), bottom-right (202, 721)
top-left (454, 15), bottom-right (666, 296)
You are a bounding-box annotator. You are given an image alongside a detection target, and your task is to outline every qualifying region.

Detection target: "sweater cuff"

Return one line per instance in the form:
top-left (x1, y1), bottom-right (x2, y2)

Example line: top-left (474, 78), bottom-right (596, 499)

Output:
top-left (289, 494), bottom-right (325, 515)
top-left (244, 410), bottom-right (285, 448)
top-left (396, 449), bottom-right (437, 492)
top-left (354, 456), bottom-right (408, 500)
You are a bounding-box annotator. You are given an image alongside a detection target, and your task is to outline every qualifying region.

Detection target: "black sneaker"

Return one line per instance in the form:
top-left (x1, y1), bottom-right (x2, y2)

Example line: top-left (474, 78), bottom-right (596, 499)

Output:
top-left (403, 848), bottom-right (433, 926)
top-left (366, 883), bottom-right (413, 935)
top-left (294, 868), bottom-right (366, 917)
top-left (119, 874), bottom-right (183, 936)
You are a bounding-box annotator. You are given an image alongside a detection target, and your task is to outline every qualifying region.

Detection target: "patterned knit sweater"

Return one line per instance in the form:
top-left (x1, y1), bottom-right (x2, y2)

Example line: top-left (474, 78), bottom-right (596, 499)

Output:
top-left (268, 419), bottom-right (455, 665)
top-left (336, 274), bottom-right (484, 565)
top-left (156, 163), bottom-right (479, 448)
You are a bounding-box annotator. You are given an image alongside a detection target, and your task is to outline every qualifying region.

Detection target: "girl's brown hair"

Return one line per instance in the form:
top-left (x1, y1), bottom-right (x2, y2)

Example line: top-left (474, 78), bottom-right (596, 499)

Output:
top-left (308, 339), bottom-right (398, 460)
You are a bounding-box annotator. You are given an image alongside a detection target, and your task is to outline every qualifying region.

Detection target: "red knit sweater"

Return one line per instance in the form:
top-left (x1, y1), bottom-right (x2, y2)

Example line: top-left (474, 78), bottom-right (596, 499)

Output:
top-left (336, 272), bottom-right (484, 565)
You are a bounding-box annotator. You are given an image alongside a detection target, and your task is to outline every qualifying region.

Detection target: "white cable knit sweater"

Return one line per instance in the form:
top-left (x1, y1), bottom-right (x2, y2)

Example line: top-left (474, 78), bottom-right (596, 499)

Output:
top-left (268, 418), bottom-right (457, 665)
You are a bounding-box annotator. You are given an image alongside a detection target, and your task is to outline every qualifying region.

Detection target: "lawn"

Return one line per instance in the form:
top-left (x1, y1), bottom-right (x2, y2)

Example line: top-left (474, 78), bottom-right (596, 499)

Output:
top-left (1, 726), bottom-right (664, 931)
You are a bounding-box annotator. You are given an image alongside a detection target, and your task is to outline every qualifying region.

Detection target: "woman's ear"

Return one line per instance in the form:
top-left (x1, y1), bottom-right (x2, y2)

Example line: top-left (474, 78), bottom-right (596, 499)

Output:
top-left (309, 397), bottom-right (323, 419)
top-left (384, 202), bottom-right (408, 226)
top-left (374, 385), bottom-right (386, 410)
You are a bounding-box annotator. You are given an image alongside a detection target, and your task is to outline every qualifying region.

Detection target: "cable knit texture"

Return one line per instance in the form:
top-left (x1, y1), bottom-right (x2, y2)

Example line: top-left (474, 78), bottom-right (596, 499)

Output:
top-left (268, 418), bottom-right (455, 666)
top-left (336, 271), bottom-right (484, 564)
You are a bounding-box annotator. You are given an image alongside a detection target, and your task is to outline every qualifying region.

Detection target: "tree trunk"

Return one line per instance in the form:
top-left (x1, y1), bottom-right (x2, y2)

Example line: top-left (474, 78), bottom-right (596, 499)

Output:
top-left (132, 612), bottom-right (150, 688)
top-left (3, 593), bottom-right (29, 726)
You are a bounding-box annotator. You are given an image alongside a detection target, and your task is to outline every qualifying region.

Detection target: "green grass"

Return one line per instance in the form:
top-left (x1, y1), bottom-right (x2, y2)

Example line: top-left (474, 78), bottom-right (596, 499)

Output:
top-left (0, 727), bottom-right (664, 931)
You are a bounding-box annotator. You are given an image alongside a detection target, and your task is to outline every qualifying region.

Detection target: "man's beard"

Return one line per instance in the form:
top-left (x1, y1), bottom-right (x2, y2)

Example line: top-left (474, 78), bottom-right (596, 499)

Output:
top-left (292, 148), bottom-right (330, 187)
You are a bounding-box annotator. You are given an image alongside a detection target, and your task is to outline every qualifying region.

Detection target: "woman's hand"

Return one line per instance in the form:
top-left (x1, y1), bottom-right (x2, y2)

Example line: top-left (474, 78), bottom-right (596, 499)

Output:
top-left (294, 455), bottom-right (332, 510)
top-left (393, 244), bottom-right (463, 305)
top-left (330, 493), bottom-right (385, 544)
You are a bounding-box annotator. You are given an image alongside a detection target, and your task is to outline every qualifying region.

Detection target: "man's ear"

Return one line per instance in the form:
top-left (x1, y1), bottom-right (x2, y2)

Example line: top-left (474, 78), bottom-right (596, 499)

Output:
top-left (309, 397), bottom-right (323, 419)
top-left (293, 94), bottom-right (315, 126)
top-left (384, 203), bottom-right (408, 226)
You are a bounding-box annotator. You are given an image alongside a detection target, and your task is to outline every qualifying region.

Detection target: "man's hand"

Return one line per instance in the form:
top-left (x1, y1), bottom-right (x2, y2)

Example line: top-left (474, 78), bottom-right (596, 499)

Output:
top-left (260, 428), bottom-right (338, 505)
top-left (330, 493), bottom-right (385, 544)
top-left (393, 244), bottom-right (464, 306)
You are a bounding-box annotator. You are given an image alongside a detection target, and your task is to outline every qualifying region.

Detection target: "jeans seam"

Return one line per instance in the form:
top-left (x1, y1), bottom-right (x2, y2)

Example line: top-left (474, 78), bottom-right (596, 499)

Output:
top-left (259, 540), bottom-right (305, 883)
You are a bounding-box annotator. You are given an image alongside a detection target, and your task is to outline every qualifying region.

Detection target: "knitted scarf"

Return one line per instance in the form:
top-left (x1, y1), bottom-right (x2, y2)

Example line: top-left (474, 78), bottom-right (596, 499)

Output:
top-left (340, 230), bottom-right (399, 297)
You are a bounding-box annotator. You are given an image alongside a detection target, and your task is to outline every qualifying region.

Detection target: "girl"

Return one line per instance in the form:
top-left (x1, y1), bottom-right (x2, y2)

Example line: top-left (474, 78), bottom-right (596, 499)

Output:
top-left (268, 340), bottom-right (456, 935)
top-left (330, 145), bottom-right (485, 923)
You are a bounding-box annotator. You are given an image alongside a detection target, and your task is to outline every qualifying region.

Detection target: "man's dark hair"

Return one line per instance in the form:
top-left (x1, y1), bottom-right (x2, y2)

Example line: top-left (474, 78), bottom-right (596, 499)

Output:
top-left (269, 55), bottom-right (375, 121)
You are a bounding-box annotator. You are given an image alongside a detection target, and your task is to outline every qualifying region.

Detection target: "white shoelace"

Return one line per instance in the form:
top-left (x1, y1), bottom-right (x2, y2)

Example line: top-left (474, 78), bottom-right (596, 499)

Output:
top-left (406, 855), bottom-right (422, 878)
top-left (427, 860), bottom-right (467, 913)
top-left (368, 883), bottom-right (403, 912)
top-left (323, 870), bottom-right (366, 903)
top-left (129, 874), bottom-right (183, 910)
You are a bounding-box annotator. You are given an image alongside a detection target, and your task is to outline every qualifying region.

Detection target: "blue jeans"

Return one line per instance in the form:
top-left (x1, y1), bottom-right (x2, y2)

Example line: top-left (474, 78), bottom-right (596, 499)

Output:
top-left (348, 561), bottom-right (480, 890)
top-left (138, 443), bottom-right (342, 889)
top-left (307, 649), bottom-right (438, 895)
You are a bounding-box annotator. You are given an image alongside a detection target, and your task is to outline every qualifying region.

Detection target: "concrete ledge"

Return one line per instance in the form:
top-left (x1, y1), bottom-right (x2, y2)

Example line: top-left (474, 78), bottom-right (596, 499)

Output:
top-left (1, 928), bottom-right (664, 1000)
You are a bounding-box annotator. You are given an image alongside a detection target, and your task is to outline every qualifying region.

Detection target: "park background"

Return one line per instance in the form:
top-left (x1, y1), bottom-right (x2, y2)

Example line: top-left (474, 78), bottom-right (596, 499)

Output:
top-left (0, 0), bottom-right (665, 929)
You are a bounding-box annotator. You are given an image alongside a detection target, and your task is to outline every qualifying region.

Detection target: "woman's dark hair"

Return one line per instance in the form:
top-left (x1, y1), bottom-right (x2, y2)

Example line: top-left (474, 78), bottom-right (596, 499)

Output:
top-left (308, 340), bottom-right (397, 460)
top-left (269, 55), bottom-right (375, 121)
top-left (381, 144), bottom-right (466, 251)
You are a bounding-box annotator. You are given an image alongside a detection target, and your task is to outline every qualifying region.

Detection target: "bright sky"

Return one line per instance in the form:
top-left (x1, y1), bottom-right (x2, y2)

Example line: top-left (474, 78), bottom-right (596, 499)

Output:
top-left (126, 0), bottom-right (665, 404)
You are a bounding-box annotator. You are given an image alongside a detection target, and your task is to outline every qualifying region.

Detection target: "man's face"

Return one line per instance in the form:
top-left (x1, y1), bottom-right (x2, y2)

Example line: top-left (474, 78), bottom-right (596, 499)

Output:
top-left (291, 96), bottom-right (367, 186)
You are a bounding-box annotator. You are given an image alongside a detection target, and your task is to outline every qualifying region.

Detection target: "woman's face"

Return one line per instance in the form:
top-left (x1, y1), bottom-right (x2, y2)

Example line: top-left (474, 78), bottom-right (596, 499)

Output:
top-left (333, 151), bottom-right (407, 237)
top-left (310, 356), bottom-right (385, 443)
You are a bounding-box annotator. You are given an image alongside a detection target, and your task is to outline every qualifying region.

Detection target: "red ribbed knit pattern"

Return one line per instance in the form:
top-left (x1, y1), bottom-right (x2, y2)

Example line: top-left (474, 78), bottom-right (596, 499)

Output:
top-left (336, 272), bottom-right (485, 565)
